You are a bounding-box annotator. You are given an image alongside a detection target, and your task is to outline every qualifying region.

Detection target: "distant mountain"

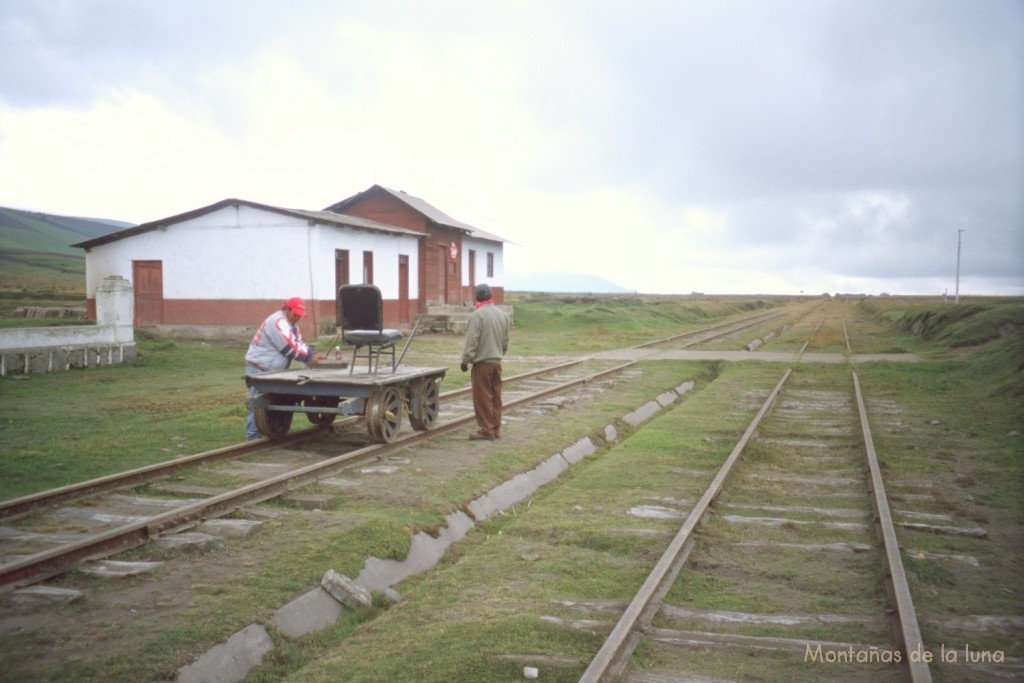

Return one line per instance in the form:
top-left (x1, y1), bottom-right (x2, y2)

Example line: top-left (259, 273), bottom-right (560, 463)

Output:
top-left (505, 271), bottom-right (631, 294)
top-left (0, 207), bottom-right (132, 257)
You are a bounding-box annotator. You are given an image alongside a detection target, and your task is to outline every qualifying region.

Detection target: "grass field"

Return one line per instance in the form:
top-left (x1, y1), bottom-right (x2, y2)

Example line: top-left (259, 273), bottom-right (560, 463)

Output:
top-left (0, 293), bottom-right (1021, 682)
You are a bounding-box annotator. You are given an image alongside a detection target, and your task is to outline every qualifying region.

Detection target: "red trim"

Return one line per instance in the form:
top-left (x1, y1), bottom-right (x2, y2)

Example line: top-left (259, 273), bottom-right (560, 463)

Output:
top-left (85, 297), bottom-right (413, 333)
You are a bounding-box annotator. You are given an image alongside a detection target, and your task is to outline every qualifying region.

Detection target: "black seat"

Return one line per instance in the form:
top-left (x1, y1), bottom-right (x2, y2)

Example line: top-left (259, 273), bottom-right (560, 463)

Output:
top-left (337, 284), bottom-right (403, 373)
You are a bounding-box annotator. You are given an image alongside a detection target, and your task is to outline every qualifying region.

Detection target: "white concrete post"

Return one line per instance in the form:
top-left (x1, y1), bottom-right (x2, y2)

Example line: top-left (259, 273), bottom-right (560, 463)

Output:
top-left (96, 275), bottom-right (135, 343)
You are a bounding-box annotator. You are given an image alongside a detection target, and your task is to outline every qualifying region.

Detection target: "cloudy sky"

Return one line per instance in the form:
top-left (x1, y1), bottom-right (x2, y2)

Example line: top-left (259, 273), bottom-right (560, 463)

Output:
top-left (1, 1), bottom-right (1021, 295)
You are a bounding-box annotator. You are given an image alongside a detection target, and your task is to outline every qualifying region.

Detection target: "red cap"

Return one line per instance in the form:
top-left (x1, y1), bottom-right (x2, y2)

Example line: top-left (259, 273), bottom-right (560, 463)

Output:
top-left (285, 297), bottom-right (307, 317)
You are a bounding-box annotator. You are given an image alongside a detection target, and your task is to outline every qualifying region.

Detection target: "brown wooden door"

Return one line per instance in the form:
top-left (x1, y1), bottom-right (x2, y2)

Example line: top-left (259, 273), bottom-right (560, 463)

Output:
top-left (132, 260), bottom-right (163, 326)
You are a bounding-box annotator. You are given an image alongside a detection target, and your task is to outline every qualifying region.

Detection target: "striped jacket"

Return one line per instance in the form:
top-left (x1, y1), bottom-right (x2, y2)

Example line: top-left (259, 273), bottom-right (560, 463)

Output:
top-left (245, 309), bottom-right (314, 372)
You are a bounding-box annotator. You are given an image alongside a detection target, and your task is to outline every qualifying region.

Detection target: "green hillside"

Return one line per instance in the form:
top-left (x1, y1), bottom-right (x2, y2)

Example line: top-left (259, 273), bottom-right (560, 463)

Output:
top-left (0, 206), bottom-right (131, 303)
top-left (0, 207), bottom-right (130, 256)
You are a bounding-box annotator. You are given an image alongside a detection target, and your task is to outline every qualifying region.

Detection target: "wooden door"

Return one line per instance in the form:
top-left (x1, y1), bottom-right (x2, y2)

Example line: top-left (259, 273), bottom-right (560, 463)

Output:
top-left (132, 260), bottom-right (163, 326)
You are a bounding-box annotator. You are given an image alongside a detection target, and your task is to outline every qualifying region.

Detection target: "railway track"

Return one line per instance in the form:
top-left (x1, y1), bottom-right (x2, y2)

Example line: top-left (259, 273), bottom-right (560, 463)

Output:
top-left (573, 365), bottom-right (933, 682)
top-left (0, 359), bottom-right (629, 590)
top-left (3, 300), bottom-right (1016, 682)
top-left (0, 308), bottom-right (791, 593)
top-left (0, 358), bottom-right (591, 523)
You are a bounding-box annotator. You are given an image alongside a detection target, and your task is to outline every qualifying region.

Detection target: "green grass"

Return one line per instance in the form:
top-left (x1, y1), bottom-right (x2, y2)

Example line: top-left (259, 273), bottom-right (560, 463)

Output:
top-left (506, 293), bottom-right (792, 353)
top-left (1, 294), bottom-right (1022, 682)
top-left (0, 251), bottom-right (85, 302)
top-left (858, 296), bottom-right (1024, 350)
top-left (0, 335), bottom-right (248, 499)
top-left (4, 511), bottom-right (412, 682)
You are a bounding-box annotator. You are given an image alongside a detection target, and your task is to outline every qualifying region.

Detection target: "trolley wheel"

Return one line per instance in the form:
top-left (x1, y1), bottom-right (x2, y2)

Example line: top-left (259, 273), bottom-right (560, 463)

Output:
top-left (366, 386), bottom-right (403, 443)
top-left (254, 405), bottom-right (293, 440)
top-left (304, 396), bottom-right (339, 426)
top-left (408, 378), bottom-right (440, 431)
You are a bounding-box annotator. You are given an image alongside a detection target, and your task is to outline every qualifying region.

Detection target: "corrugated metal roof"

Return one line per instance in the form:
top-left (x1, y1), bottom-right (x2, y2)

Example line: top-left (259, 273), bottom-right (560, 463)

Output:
top-left (72, 198), bottom-right (422, 250)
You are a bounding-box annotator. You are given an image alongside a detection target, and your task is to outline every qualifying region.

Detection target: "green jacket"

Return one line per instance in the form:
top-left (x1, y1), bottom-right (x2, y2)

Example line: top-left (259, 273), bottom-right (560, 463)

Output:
top-left (461, 303), bottom-right (509, 364)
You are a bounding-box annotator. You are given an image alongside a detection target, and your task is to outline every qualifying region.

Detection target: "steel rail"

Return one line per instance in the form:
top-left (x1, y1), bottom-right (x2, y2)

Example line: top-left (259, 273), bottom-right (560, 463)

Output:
top-left (853, 372), bottom-right (933, 683)
top-left (5, 302), bottom-right (785, 520)
top-left (0, 361), bottom-right (635, 591)
top-left (0, 306), bottom-right (801, 585)
top-left (441, 357), bottom-right (587, 400)
top-left (578, 368), bottom-right (793, 682)
top-left (793, 317), bottom-right (824, 362)
top-left (0, 359), bottom-right (593, 521)
top-left (1, 308), bottom-right (791, 520)
top-left (633, 310), bottom-right (787, 351)
top-left (0, 427), bottom-right (327, 521)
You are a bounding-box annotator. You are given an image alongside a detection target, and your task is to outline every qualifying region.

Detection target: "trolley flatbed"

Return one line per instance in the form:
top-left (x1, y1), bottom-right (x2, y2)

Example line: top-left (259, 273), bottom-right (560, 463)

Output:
top-left (245, 363), bottom-right (446, 443)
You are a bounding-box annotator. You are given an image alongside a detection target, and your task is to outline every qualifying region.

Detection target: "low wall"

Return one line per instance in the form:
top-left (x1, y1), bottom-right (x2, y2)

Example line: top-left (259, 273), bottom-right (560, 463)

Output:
top-left (0, 276), bottom-right (137, 377)
top-left (14, 306), bottom-right (87, 319)
top-left (0, 339), bottom-right (138, 376)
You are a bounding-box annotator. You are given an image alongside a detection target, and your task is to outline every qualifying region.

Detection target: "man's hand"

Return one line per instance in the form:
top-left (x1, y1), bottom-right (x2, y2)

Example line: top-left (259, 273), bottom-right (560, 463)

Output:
top-left (460, 362), bottom-right (469, 372)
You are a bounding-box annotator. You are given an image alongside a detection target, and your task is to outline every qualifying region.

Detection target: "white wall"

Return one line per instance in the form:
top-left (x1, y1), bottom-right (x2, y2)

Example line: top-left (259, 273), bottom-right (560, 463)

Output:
top-left (308, 224), bottom-right (420, 302)
top-left (461, 237), bottom-right (504, 288)
top-left (84, 204), bottom-right (421, 302)
top-left (1, 275), bottom-right (136, 375)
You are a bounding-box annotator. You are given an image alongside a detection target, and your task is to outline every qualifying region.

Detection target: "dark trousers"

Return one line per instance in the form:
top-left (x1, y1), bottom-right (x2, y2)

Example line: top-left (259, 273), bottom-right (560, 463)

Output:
top-left (471, 361), bottom-right (503, 436)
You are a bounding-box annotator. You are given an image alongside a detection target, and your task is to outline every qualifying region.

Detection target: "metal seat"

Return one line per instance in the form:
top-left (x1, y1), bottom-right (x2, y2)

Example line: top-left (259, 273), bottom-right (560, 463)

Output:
top-left (337, 284), bottom-right (402, 374)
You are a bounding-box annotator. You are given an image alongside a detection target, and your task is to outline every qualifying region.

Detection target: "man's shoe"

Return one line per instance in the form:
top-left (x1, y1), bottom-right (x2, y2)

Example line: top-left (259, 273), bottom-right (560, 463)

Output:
top-left (468, 431), bottom-right (495, 441)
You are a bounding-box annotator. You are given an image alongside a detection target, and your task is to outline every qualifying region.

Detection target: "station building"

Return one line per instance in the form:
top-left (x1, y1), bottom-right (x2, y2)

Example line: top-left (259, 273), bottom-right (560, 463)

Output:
top-left (73, 185), bottom-right (507, 336)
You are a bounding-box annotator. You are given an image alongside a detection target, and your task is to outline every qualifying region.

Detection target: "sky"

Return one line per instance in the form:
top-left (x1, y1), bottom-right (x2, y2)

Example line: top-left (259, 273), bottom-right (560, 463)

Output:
top-left (1, 0), bottom-right (1021, 296)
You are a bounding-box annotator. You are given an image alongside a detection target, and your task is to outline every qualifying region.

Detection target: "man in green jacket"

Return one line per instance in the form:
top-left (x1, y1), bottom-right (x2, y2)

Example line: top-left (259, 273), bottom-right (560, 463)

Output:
top-left (460, 283), bottom-right (510, 440)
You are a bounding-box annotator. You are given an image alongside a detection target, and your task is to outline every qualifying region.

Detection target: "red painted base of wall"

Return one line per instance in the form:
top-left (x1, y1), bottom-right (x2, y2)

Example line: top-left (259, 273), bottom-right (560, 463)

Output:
top-left (83, 296), bottom-right (455, 338)
top-left (85, 288), bottom-right (504, 342)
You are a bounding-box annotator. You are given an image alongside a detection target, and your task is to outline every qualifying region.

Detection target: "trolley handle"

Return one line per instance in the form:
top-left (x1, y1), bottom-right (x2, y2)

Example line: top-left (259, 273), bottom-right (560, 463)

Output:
top-left (394, 318), bottom-right (422, 368)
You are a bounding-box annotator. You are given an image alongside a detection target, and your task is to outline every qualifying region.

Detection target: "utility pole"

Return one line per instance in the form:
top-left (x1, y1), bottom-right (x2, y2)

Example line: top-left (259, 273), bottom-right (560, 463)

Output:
top-left (955, 229), bottom-right (963, 304)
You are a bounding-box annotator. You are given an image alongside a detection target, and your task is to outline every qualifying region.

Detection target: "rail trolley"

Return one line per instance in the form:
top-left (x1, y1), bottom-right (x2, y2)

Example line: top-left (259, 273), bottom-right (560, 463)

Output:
top-left (245, 284), bottom-right (447, 443)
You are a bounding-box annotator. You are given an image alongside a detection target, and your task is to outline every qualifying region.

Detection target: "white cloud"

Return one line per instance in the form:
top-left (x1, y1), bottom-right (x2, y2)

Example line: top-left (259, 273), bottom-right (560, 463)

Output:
top-left (0, 0), bottom-right (1021, 295)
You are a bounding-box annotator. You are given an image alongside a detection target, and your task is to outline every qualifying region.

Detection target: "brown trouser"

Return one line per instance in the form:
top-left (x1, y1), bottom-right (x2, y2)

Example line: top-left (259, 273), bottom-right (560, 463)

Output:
top-left (471, 360), bottom-right (503, 437)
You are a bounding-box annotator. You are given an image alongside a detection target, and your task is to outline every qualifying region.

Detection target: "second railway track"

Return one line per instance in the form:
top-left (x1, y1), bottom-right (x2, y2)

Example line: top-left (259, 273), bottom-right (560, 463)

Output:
top-left (574, 364), bottom-right (933, 682)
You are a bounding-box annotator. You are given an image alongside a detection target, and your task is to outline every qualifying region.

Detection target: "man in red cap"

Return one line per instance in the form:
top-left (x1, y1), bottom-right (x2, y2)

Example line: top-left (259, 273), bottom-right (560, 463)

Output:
top-left (244, 297), bottom-right (324, 439)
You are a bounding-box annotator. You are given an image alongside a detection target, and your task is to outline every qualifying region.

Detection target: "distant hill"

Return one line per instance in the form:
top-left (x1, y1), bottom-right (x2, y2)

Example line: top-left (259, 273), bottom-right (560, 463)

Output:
top-left (505, 271), bottom-right (631, 294)
top-left (0, 207), bottom-right (132, 257)
top-left (0, 207), bottom-right (132, 296)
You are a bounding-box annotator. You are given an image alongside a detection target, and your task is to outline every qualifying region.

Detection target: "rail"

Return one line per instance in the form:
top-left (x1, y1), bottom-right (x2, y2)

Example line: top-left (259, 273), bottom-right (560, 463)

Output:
top-left (0, 361), bottom-right (633, 590)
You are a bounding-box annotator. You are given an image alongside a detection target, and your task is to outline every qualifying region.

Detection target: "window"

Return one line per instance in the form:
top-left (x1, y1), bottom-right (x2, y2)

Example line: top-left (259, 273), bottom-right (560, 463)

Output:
top-left (363, 251), bottom-right (374, 284)
top-left (487, 252), bottom-right (495, 278)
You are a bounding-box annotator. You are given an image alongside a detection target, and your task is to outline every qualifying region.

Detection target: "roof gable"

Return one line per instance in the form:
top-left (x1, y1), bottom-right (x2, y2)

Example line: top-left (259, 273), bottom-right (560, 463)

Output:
top-left (325, 184), bottom-right (507, 243)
